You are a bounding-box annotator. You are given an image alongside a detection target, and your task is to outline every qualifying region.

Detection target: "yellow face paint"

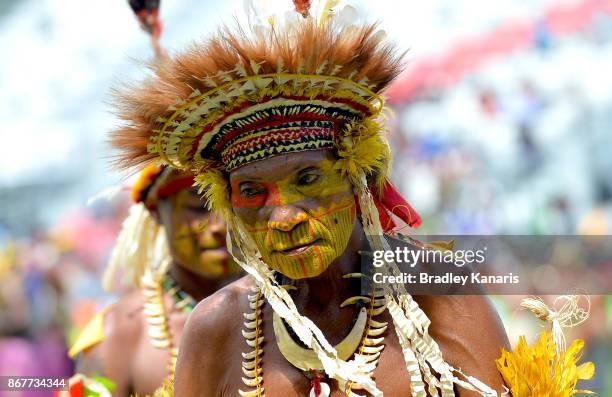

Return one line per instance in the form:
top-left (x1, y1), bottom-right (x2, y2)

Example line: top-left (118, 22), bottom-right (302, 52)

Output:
top-left (250, 200), bottom-right (355, 279)
top-left (233, 155), bottom-right (357, 279)
top-left (161, 189), bottom-right (239, 278)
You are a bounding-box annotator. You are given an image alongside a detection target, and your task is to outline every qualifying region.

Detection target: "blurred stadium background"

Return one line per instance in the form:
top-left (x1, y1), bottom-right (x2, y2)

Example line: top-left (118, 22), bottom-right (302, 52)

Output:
top-left (0, 0), bottom-right (610, 394)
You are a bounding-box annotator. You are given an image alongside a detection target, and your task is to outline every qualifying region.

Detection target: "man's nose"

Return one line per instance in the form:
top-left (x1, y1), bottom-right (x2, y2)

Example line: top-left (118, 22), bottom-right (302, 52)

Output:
top-left (191, 213), bottom-right (226, 235)
top-left (268, 205), bottom-right (308, 232)
top-left (207, 213), bottom-right (226, 236)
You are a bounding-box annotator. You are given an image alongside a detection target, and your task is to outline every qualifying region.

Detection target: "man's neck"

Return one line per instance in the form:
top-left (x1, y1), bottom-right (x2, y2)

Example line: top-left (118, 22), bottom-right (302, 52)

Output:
top-left (291, 254), bottom-right (362, 309)
top-left (168, 263), bottom-right (227, 302)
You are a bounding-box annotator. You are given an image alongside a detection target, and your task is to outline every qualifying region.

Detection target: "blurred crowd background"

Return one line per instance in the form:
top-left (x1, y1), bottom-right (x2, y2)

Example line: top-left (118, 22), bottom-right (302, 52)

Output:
top-left (1, 0), bottom-right (610, 395)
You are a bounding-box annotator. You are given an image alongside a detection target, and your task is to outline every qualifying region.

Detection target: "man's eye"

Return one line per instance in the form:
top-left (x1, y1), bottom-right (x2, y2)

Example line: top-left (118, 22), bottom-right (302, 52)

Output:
top-left (187, 205), bottom-right (209, 213)
top-left (240, 184), bottom-right (263, 198)
top-left (298, 173), bottom-right (320, 186)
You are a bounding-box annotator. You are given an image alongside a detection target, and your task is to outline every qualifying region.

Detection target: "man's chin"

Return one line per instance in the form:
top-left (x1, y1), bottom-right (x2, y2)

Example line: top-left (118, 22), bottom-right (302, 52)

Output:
top-left (181, 250), bottom-right (232, 278)
top-left (267, 257), bottom-right (333, 280)
top-left (284, 269), bottom-right (329, 280)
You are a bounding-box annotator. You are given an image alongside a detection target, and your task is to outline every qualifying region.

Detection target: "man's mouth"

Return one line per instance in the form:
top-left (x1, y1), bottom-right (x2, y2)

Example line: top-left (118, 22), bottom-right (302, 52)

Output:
top-left (198, 235), bottom-right (226, 250)
top-left (199, 245), bottom-right (226, 254)
top-left (276, 239), bottom-right (322, 256)
top-left (199, 242), bottom-right (224, 250)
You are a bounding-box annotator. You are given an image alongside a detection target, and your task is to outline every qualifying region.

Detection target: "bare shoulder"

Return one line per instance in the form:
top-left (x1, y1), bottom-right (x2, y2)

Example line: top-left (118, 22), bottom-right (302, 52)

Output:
top-left (415, 295), bottom-right (508, 339)
top-left (185, 275), bottom-right (254, 337)
top-left (175, 276), bottom-right (254, 396)
top-left (76, 290), bottom-right (144, 387)
top-left (414, 295), bottom-right (509, 395)
top-left (104, 290), bottom-right (145, 340)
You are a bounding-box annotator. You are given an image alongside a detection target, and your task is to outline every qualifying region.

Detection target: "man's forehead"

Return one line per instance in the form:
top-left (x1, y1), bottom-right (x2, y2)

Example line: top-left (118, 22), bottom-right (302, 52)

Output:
top-left (166, 186), bottom-right (202, 203)
top-left (229, 150), bottom-right (335, 181)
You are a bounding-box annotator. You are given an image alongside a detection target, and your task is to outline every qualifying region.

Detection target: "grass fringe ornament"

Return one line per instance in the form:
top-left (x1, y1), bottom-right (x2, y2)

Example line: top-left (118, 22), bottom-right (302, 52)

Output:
top-left (103, 203), bottom-right (170, 291)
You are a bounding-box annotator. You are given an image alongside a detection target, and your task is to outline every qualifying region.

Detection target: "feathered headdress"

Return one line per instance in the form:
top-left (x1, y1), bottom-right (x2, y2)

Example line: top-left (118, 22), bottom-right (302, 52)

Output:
top-left (108, 2), bottom-right (496, 396)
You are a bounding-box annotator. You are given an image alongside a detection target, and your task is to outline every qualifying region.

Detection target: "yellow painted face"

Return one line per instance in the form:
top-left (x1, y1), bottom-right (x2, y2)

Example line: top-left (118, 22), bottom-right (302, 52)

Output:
top-left (230, 150), bottom-right (357, 279)
top-left (158, 188), bottom-right (240, 278)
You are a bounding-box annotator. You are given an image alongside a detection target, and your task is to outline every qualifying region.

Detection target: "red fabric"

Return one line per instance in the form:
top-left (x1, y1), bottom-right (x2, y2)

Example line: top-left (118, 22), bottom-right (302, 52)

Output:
top-left (293, 0), bottom-right (312, 17)
top-left (373, 195), bottom-right (396, 232)
top-left (69, 379), bottom-right (84, 397)
top-left (308, 370), bottom-right (324, 396)
top-left (136, 8), bottom-right (162, 38)
top-left (356, 180), bottom-right (422, 232)
top-left (379, 180), bottom-right (422, 229)
top-left (312, 377), bottom-right (321, 396)
top-left (156, 175), bottom-right (194, 199)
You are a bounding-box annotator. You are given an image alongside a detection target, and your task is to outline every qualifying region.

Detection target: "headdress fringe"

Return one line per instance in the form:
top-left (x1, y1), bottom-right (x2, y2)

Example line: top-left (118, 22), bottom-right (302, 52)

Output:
top-left (103, 203), bottom-right (170, 291)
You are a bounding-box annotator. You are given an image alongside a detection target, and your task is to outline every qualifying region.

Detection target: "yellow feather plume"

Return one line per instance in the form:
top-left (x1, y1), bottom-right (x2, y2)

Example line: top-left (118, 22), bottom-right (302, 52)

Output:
top-left (333, 114), bottom-right (390, 189)
top-left (496, 331), bottom-right (595, 397)
top-left (193, 166), bottom-right (232, 218)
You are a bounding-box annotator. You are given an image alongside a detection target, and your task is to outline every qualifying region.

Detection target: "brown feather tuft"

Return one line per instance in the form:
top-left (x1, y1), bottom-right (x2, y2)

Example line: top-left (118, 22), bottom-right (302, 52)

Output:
top-left (293, 0), bottom-right (312, 17)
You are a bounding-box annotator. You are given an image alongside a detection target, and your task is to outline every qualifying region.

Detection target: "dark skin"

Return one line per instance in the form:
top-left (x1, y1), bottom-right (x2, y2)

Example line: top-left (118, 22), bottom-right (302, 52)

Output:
top-left (76, 186), bottom-right (236, 397)
top-left (175, 150), bottom-right (510, 396)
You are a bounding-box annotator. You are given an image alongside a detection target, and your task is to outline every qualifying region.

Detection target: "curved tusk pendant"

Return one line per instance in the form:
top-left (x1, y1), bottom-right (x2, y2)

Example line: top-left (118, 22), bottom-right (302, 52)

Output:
top-left (368, 319), bottom-right (388, 328)
top-left (242, 329), bottom-right (258, 339)
top-left (241, 376), bottom-right (263, 387)
top-left (273, 308), bottom-right (367, 371)
top-left (342, 273), bottom-right (364, 279)
top-left (367, 325), bottom-right (388, 337)
top-left (371, 305), bottom-right (387, 316)
top-left (244, 311), bottom-right (259, 321)
top-left (239, 389), bottom-right (262, 397)
top-left (340, 296), bottom-right (372, 308)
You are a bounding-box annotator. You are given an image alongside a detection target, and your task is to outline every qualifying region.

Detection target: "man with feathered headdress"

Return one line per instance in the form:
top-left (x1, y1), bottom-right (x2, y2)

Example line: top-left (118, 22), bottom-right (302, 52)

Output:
top-left (68, 166), bottom-right (240, 396)
top-left (67, 2), bottom-right (242, 394)
top-left (108, 1), bottom-right (594, 396)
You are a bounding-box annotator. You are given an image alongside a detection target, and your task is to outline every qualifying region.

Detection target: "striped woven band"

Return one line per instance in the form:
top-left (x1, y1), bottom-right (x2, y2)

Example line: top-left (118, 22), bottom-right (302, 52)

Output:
top-left (197, 100), bottom-right (365, 171)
